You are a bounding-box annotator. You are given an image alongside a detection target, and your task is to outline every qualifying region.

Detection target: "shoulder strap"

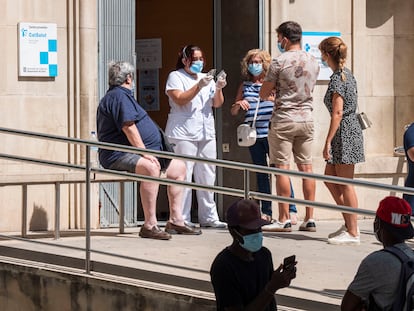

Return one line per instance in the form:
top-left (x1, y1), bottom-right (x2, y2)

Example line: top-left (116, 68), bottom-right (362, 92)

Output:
top-left (251, 97), bottom-right (260, 128)
top-left (383, 246), bottom-right (411, 263)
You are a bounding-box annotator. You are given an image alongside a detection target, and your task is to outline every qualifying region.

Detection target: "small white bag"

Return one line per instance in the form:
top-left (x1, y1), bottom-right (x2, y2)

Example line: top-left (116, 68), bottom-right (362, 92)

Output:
top-left (237, 97), bottom-right (260, 147)
top-left (237, 124), bottom-right (257, 147)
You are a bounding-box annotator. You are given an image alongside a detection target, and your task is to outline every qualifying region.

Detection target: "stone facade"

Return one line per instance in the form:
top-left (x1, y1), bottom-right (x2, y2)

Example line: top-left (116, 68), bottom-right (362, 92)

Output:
top-left (0, 0), bottom-right (413, 231)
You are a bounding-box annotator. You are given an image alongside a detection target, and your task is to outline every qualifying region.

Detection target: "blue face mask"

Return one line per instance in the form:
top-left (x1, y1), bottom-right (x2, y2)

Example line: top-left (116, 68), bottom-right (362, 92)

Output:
top-left (248, 63), bottom-right (263, 76)
top-left (277, 41), bottom-right (286, 53)
top-left (239, 232), bottom-right (263, 253)
top-left (321, 59), bottom-right (329, 67)
top-left (190, 60), bottom-right (204, 74)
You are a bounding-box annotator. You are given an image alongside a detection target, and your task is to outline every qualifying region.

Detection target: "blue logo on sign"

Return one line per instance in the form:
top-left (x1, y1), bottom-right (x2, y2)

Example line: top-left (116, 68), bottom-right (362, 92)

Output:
top-left (21, 28), bottom-right (28, 37)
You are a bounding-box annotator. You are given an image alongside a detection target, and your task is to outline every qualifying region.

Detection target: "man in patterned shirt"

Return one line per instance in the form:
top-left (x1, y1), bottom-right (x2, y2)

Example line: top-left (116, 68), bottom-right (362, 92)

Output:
top-left (260, 21), bottom-right (320, 232)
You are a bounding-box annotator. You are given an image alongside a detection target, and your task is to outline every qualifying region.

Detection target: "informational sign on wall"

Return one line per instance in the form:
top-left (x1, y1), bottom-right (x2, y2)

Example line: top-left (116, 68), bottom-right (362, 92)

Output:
top-left (302, 31), bottom-right (341, 80)
top-left (139, 69), bottom-right (160, 111)
top-left (18, 22), bottom-right (58, 77)
top-left (136, 38), bottom-right (162, 111)
top-left (136, 38), bottom-right (162, 69)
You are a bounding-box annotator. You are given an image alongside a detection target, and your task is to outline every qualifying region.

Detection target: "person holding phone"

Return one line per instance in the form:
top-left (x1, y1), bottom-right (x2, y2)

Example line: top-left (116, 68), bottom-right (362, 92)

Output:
top-left (210, 199), bottom-right (297, 311)
top-left (165, 44), bottom-right (228, 229)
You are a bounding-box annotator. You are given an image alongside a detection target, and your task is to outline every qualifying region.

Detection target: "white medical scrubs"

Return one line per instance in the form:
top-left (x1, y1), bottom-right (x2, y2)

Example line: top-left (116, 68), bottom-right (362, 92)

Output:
top-left (165, 68), bottom-right (220, 224)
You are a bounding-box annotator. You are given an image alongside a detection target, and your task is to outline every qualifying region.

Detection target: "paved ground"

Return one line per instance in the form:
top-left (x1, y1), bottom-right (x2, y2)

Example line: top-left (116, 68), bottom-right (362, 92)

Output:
top-left (2, 218), bottom-right (413, 310)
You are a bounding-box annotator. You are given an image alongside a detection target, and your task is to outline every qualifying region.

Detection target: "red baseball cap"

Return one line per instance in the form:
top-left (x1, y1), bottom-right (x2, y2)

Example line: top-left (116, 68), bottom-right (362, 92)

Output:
top-left (226, 199), bottom-right (269, 229)
top-left (376, 196), bottom-right (414, 240)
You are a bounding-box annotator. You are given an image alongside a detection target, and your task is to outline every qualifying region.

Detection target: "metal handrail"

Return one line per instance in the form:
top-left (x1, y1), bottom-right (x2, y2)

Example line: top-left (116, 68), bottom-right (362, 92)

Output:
top-left (2, 127), bottom-right (414, 194)
top-left (1, 126), bottom-right (414, 275)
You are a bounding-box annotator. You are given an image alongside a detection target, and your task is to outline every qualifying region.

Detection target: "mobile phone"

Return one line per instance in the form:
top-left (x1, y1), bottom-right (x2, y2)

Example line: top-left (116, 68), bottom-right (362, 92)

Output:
top-left (283, 255), bottom-right (296, 270)
top-left (207, 68), bottom-right (216, 77)
top-left (216, 69), bottom-right (226, 80)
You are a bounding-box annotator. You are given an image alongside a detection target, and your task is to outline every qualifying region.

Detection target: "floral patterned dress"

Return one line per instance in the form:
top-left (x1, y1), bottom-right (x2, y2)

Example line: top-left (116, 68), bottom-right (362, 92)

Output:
top-left (324, 68), bottom-right (365, 164)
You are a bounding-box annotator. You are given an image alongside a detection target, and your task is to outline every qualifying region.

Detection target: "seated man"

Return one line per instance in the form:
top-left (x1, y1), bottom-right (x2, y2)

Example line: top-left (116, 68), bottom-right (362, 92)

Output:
top-left (210, 199), bottom-right (297, 311)
top-left (342, 196), bottom-right (414, 310)
top-left (97, 60), bottom-right (201, 240)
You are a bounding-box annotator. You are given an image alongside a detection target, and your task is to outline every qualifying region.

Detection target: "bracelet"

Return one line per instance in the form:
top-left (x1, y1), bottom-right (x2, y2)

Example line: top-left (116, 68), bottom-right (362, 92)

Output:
top-left (264, 285), bottom-right (275, 296)
top-left (231, 103), bottom-right (240, 108)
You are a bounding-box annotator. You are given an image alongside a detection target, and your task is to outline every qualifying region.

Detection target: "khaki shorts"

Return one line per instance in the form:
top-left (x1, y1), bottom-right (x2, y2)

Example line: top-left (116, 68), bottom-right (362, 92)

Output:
top-left (268, 121), bottom-right (314, 165)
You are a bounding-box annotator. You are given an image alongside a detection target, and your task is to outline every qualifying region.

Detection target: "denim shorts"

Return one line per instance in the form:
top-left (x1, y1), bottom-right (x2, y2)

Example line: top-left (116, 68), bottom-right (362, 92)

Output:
top-left (109, 153), bottom-right (141, 173)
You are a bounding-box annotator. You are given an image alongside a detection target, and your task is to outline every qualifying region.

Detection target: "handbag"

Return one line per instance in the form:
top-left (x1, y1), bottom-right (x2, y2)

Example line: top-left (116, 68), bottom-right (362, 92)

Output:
top-left (158, 126), bottom-right (175, 171)
top-left (357, 111), bottom-right (372, 130)
top-left (237, 97), bottom-right (260, 147)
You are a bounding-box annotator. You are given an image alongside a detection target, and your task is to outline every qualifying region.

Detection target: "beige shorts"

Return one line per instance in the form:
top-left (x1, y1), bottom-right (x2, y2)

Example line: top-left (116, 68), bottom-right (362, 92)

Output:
top-left (268, 121), bottom-right (314, 165)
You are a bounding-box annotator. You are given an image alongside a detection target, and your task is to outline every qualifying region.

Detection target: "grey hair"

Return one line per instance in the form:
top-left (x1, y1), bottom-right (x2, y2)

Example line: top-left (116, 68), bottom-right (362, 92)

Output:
top-left (108, 61), bottom-right (135, 87)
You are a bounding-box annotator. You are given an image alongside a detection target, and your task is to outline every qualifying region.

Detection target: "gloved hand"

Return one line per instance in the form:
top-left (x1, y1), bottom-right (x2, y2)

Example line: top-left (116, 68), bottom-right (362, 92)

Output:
top-left (215, 77), bottom-right (227, 89)
top-left (198, 75), bottom-right (214, 89)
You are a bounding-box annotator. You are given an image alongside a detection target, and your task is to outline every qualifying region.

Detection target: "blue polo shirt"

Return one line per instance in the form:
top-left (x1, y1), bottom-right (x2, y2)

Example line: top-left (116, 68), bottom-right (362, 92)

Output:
top-left (96, 86), bottom-right (162, 168)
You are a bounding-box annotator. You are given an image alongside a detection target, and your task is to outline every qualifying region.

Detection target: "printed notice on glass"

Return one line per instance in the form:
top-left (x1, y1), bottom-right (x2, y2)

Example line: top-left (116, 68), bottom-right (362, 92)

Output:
top-left (302, 31), bottom-right (341, 81)
top-left (136, 38), bottom-right (162, 69)
top-left (18, 22), bottom-right (58, 77)
top-left (138, 69), bottom-right (159, 111)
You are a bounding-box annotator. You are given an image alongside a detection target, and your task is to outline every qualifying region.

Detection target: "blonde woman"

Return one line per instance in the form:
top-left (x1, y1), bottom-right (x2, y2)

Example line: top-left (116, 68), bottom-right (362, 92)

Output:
top-left (319, 37), bottom-right (365, 245)
top-left (231, 49), bottom-right (298, 224)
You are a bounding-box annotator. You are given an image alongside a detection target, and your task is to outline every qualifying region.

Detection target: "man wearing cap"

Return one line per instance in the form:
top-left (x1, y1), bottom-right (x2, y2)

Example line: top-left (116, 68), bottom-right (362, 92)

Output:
top-left (341, 196), bottom-right (414, 310)
top-left (210, 199), bottom-right (297, 311)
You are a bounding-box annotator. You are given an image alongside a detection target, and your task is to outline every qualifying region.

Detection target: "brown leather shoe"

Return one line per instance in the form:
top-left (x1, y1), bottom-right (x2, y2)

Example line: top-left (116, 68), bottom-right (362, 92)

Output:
top-left (139, 225), bottom-right (171, 240)
top-left (165, 221), bottom-right (202, 235)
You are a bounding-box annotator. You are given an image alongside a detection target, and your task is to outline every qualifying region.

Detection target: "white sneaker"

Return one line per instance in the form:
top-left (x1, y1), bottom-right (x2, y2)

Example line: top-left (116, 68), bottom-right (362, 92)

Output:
top-left (328, 225), bottom-right (360, 238)
top-left (328, 224), bottom-right (347, 238)
top-left (299, 219), bottom-right (316, 232)
top-left (262, 220), bottom-right (292, 232)
top-left (200, 220), bottom-right (227, 228)
top-left (328, 231), bottom-right (360, 245)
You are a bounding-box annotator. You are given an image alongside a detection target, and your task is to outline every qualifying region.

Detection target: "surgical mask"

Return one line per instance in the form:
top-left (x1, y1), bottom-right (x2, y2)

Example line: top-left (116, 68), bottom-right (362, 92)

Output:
top-left (248, 63), bottom-right (263, 76)
top-left (239, 232), bottom-right (263, 253)
top-left (277, 41), bottom-right (285, 53)
top-left (321, 59), bottom-right (328, 67)
top-left (190, 60), bottom-right (203, 74)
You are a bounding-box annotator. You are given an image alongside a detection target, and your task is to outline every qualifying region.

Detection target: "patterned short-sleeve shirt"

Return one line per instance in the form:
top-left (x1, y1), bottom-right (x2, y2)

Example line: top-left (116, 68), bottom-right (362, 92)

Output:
top-left (264, 50), bottom-right (320, 123)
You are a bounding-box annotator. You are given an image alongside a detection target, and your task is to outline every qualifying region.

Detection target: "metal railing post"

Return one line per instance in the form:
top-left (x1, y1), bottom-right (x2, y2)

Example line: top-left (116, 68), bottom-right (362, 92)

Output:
top-left (85, 146), bottom-right (91, 274)
top-left (119, 181), bottom-right (125, 234)
top-left (54, 182), bottom-right (61, 240)
top-left (22, 184), bottom-right (27, 238)
top-left (244, 169), bottom-right (250, 199)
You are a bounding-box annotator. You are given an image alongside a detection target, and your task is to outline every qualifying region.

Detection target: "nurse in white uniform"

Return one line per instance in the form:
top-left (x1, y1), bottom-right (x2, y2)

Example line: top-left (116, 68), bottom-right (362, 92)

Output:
top-left (165, 45), bottom-right (227, 228)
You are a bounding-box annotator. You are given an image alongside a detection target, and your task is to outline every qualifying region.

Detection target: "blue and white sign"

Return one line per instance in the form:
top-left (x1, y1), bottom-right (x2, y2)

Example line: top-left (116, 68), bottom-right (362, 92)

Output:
top-left (18, 22), bottom-right (58, 77)
top-left (302, 31), bottom-right (341, 80)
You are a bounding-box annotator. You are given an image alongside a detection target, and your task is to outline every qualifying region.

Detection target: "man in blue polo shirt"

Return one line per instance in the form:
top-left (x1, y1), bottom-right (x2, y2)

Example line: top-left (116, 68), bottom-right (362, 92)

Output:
top-left (97, 61), bottom-right (201, 240)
